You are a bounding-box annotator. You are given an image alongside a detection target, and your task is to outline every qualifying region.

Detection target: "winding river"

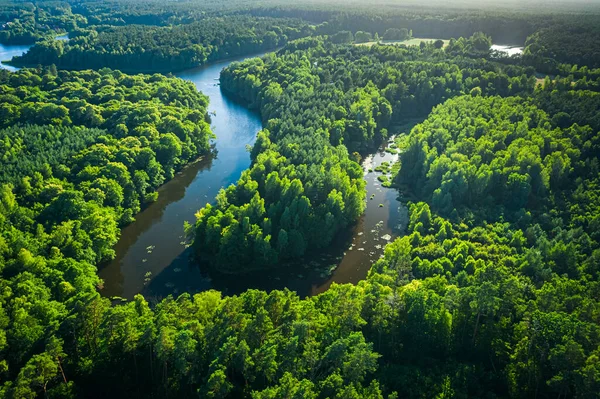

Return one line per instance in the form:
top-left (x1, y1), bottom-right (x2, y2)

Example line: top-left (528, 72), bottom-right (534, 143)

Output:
top-left (2, 40), bottom-right (408, 300)
top-left (99, 55), bottom-right (408, 300)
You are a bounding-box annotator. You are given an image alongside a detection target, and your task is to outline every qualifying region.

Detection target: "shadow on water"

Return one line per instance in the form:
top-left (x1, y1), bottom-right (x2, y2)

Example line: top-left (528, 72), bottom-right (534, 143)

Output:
top-left (98, 153), bottom-right (216, 297)
top-left (143, 232), bottom-right (356, 300)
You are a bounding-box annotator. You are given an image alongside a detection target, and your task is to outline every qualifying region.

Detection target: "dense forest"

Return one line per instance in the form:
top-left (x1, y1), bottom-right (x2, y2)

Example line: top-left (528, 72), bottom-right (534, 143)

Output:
top-left (193, 34), bottom-right (537, 273)
top-left (0, 0), bottom-right (599, 398)
top-left (0, 67), bottom-right (215, 397)
top-left (0, 2), bottom-right (81, 44)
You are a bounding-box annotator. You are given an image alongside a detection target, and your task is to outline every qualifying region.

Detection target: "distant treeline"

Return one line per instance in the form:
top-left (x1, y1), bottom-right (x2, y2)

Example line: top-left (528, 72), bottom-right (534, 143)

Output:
top-left (10, 16), bottom-right (312, 73)
top-left (3, 0), bottom-right (600, 71)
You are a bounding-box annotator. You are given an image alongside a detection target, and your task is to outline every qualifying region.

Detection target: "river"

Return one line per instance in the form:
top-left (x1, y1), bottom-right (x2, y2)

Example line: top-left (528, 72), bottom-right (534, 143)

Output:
top-left (100, 54), bottom-right (408, 300)
top-left (98, 57), bottom-right (264, 298)
top-left (1, 39), bottom-right (407, 300)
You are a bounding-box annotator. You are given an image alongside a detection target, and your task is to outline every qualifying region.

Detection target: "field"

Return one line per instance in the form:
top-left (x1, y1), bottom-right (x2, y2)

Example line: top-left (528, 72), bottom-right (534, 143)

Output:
top-left (356, 37), bottom-right (450, 47)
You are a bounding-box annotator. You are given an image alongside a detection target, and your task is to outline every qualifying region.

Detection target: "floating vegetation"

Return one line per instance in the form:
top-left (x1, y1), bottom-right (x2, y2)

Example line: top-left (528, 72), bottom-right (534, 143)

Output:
top-left (318, 264), bottom-right (338, 279)
top-left (374, 161), bottom-right (390, 173)
top-left (110, 296), bottom-right (128, 303)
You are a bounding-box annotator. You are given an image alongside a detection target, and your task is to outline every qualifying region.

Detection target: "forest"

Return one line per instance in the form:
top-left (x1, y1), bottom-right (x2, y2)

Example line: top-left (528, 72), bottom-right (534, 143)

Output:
top-left (3, 0), bottom-right (600, 73)
top-left (0, 0), bottom-right (599, 398)
top-left (193, 33), bottom-right (538, 272)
